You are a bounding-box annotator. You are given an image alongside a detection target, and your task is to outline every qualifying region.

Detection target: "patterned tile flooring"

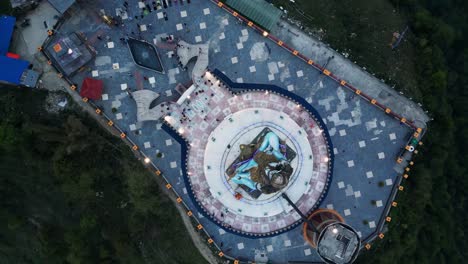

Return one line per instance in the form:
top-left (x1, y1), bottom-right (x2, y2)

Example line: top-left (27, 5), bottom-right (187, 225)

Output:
top-left (163, 74), bottom-right (330, 235)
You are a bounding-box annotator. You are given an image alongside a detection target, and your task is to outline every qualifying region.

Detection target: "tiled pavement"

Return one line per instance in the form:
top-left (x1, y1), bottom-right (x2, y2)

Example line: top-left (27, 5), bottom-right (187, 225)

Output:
top-left (52, 0), bottom-right (414, 262)
top-left (163, 78), bottom-right (331, 236)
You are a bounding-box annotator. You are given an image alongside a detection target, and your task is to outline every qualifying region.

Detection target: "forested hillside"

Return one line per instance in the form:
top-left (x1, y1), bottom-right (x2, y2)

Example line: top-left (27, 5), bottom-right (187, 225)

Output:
top-left (359, 0), bottom-right (468, 262)
top-left (0, 89), bottom-right (205, 263)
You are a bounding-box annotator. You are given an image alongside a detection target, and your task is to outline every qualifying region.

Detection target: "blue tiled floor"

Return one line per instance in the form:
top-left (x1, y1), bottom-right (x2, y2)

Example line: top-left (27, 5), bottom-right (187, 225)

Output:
top-left (53, 0), bottom-right (413, 262)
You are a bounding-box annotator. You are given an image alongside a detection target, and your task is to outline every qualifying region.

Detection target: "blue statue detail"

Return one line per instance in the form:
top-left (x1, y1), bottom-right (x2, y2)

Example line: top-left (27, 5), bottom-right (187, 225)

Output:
top-left (229, 131), bottom-right (293, 194)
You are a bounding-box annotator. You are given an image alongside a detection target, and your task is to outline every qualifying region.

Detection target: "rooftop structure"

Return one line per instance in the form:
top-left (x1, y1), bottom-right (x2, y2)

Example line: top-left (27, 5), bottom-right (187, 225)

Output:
top-left (226, 0), bottom-right (282, 32)
top-left (317, 223), bottom-right (360, 264)
top-left (0, 16), bottom-right (39, 87)
top-left (0, 16), bottom-right (16, 56)
top-left (44, 33), bottom-right (95, 76)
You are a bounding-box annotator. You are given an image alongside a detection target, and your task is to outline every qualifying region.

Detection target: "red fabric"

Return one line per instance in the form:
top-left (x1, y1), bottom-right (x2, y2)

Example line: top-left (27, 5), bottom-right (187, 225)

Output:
top-left (80, 77), bottom-right (103, 100)
top-left (6, 52), bottom-right (20, 59)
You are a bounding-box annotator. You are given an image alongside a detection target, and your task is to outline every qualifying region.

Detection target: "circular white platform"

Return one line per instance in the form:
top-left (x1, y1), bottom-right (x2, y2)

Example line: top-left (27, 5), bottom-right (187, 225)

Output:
top-left (204, 108), bottom-right (314, 218)
top-left (179, 90), bottom-right (331, 235)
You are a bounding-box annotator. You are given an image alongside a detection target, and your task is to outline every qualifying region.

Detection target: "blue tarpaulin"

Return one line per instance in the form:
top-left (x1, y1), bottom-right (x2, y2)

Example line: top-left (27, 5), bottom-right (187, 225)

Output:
top-left (0, 56), bottom-right (29, 85)
top-left (0, 16), bottom-right (16, 55)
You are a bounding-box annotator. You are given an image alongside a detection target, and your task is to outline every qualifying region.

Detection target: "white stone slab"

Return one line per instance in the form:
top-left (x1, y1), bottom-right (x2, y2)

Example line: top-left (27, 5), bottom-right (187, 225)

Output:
top-left (359, 140), bottom-right (366, 148)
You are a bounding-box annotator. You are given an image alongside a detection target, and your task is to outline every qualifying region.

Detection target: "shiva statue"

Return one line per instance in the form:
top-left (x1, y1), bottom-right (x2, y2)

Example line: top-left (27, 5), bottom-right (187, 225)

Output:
top-left (228, 131), bottom-right (293, 194)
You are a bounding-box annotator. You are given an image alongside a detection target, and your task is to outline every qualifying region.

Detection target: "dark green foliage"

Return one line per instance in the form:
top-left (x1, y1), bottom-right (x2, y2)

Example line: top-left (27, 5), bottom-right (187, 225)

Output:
top-left (0, 89), bottom-right (205, 263)
top-left (272, 0), bottom-right (468, 263)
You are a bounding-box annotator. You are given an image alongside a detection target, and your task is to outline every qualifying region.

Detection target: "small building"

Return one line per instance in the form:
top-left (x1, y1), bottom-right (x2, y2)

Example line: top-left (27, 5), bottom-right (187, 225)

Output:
top-left (44, 32), bottom-right (95, 77)
top-left (0, 15), bottom-right (39, 88)
top-left (79, 77), bottom-right (103, 100)
top-left (225, 0), bottom-right (282, 32)
top-left (9, 0), bottom-right (38, 11)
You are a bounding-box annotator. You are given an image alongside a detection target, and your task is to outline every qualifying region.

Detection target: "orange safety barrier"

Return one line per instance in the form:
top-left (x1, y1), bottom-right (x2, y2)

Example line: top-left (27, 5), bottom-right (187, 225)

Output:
top-left (379, 233), bottom-right (385, 239)
top-left (95, 108), bottom-right (101, 114)
top-left (166, 183), bottom-right (172, 189)
top-left (70, 85), bottom-right (76, 91)
top-left (120, 132), bottom-right (126, 138)
top-left (386, 216), bottom-right (392, 222)
top-left (215, 0), bottom-right (419, 132)
top-left (107, 120), bottom-right (114, 126)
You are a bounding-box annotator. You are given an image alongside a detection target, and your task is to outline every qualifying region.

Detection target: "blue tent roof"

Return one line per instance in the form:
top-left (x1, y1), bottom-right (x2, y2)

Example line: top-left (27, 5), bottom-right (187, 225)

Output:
top-left (0, 16), bottom-right (16, 55)
top-left (0, 56), bottom-right (29, 85)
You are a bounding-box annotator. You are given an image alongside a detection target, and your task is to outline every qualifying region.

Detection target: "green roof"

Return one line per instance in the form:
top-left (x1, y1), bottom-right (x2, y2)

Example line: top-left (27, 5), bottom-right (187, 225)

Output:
top-left (226, 0), bottom-right (282, 31)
